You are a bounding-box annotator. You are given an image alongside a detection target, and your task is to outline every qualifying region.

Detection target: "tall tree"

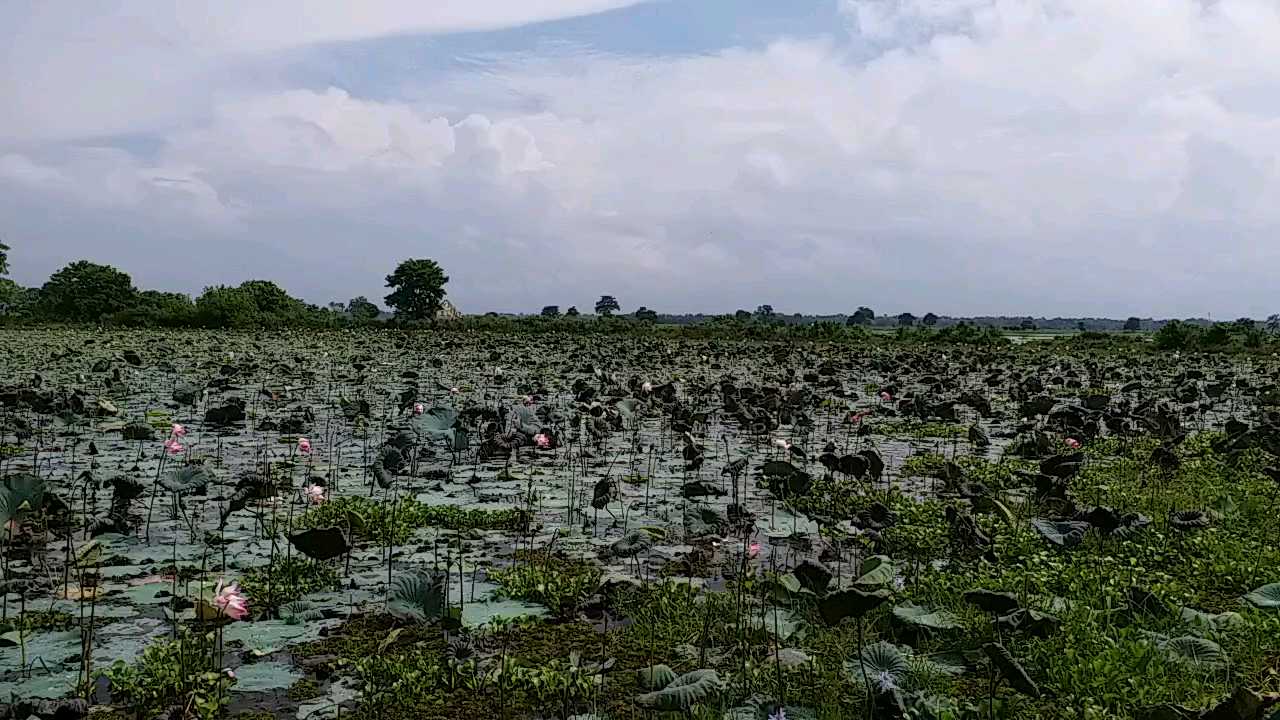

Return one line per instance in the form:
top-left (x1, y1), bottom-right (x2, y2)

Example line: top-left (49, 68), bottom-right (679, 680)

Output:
top-left (0, 239), bottom-right (10, 276)
top-left (897, 312), bottom-right (916, 327)
top-left (347, 296), bottom-right (381, 321)
top-left (849, 306), bottom-right (875, 325)
top-left (565, 306), bottom-right (580, 317)
top-left (1123, 316), bottom-right (1142, 332)
top-left (922, 312), bottom-right (939, 327)
top-left (384, 259), bottom-right (449, 321)
top-left (541, 305), bottom-right (560, 317)
top-left (734, 309), bottom-right (752, 321)
top-left (634, 306), bottom-right (658, 322)
top-left (38, 260), bottom-right (137, 322)
top-left (594, 295), bottom-right (620, 316)
top-left (755, 304), bottom-right (775, 320)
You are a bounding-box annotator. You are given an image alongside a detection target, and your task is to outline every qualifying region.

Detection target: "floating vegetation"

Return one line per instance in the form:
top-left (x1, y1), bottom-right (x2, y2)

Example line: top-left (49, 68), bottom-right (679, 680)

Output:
top-left (0, 326), bottom-right (1277, 720)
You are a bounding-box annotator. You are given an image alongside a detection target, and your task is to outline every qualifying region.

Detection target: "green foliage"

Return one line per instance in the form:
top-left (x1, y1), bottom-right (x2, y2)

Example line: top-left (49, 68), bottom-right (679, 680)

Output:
top-left (195, 285), bottom-right (263, 328)
top-left (38, 260), bottom-right (137, 322)
top-left (240, 556), bottom-right (339, 611)
top-left (0, 278), bottom-right (38, 318)
top-left (347, 295), bottom-right (381, 321)
top-left (0, 609), bottom-right (75, 634)
top-left (492, 554), bottom-right (602, 615)
top-left (96, 629), bottom-right (234, 720)
top-left (595, 295), bottom-right (620, 316)
top-left (293, 495), bottom-right (529, 546)
top-left (193, 281), bottom-right (330, 328)
top-left (108, 290), bottom-right (196, 327)
top-left (384, 258), bottom-right (449, 321)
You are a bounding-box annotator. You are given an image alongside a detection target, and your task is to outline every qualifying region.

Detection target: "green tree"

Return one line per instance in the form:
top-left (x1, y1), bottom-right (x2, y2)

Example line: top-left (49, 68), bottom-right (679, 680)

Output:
top-left (1154, 320), bottom-right (1195, 350)
top-left (897, 312), bottom-right (916, 327)
top-left (0, 279), bottom-right (37, 317)
top-left (38, 260), bottom-right (137, 322)
top-left (848, 306), bottom-right (875, 325)
top-left (565, 306), bottom-right (580, 317)
top-left (384, 259), bottom-right (449, 321)
top-left (735, 309), bottom-right (752, 321)
top-left (1123, 316), bottom-right (1142, 332)
top-left (634, 306), bottom-right (658, 322)
top-left (594, 295), bottom-right (620, 316)
top-left (238, 280), bottom-right (308, 320)
top-left (0, 240), bottom-right (10, 276)
top-left (111, 290), bottom-right (195, 326)
top-left (195, 286), bottom-right (262, 328)
top-left (755, 304), bottom-right (775, 320)
top-left (347, 296), bottom-right (381, 321)
top-left (922, 312), bottom-right (939, 327)
top-left (541, 305), bottom-right (560, 317)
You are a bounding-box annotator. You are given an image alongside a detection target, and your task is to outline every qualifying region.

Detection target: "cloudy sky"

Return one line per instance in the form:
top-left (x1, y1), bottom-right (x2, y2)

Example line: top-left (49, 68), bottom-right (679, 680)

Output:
top-left (3, 0), bottom-right (1279, 318)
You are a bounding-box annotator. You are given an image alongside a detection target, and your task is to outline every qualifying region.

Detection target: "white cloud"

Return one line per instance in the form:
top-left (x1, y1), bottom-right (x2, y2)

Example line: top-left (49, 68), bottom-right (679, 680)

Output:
top-left (4, 0), bottom-right (1280, 316)
top-left (0, 1), bottom-right (651, 141)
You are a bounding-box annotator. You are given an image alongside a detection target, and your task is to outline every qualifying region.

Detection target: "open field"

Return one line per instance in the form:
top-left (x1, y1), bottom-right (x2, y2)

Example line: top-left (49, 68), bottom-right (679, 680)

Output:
top-left (0, 327), bottom-right (1278, 720)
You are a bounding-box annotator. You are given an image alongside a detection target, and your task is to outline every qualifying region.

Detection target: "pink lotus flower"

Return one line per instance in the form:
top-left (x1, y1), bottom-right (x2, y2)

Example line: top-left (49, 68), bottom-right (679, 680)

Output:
top-left (212, 580), bottom-right (248, 620)
top-left (533, 433), bottom-right (552, 449)
top-left (1065, 437), bottom-right (1082, 449)
top-left (163, 438), bottom-right (185, 455)
top-left (879, 391), bottom-right (893, 403)
top-left (171, 423), bottom-right (187, 437)
top-left (641, 381), bottom-right (653, 394)
top-left (849, 410), bottom-right (871, 424)
top-left (297, 438), bottom-right (312, 454)
top-left (749, 542), bottom-right (761, 558)
top-left (413, 403), bottom-right (424, 415)
top-left (224, 668), bottom-right (236, 680)
top-left (303, 483), bottom-right (327, 504)
top-left (523, 395), bottom-right (535, 406)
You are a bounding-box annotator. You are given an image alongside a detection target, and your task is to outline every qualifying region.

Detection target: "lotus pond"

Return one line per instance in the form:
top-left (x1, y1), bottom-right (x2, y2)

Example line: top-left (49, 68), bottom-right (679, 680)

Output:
top-left (1, 327), bottom-right (1278, 720)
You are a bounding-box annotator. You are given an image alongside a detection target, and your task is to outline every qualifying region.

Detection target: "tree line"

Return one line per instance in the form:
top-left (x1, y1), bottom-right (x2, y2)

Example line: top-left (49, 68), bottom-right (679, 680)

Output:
top-left (0, 249), bottom-right (450, 328)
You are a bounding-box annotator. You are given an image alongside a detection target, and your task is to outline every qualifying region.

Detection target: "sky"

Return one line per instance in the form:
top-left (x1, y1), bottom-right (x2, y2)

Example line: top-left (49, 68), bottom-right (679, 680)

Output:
top-left (3, 0), bottom-right (1280, 318)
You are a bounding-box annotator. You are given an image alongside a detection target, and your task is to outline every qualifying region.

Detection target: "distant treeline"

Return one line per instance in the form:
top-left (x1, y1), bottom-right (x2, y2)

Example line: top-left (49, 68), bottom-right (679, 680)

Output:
top-left (0, 254), bottom-right (1275, 351)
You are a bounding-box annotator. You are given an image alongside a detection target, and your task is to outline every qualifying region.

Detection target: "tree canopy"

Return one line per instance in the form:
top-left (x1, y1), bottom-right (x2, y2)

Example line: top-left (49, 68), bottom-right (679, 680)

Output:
top-left (347, 296), bottom-right (381, 321)
top-left (385, 259), bottom-right (449, 322)
top-left (38, 260), bottom-right (137, 322)
top-left (595, 295), bottom-right (620, 316)
top-left (848, 307), bottom-right (875, 325)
